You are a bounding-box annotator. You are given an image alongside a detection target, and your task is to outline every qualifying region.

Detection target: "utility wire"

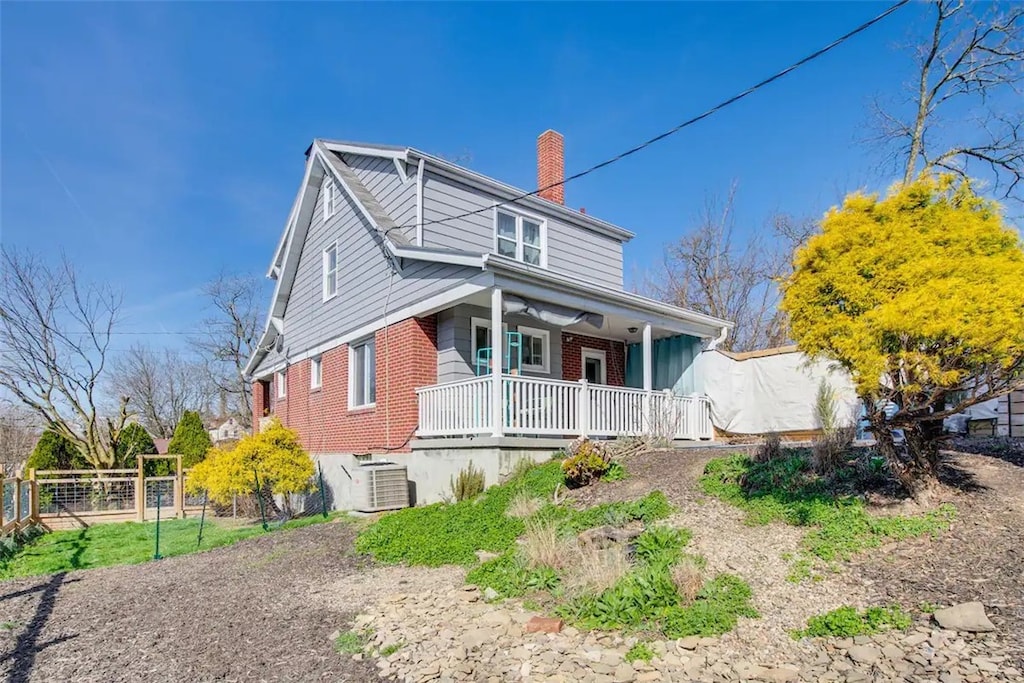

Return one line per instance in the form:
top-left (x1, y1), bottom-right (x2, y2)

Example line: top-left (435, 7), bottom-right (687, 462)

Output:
top-left (403, 0), bottom-right (910, 231)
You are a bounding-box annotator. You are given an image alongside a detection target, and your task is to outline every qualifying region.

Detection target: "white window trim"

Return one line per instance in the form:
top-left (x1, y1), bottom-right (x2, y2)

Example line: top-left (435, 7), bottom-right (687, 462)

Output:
top-left (310, 355), bottom-right (323, 390)
top-left (493, 207), bottom-right (547, 268)
top-left (276, 370), bottom-right (287, 398)
top-left (517, 325), bottom-right (550, 374)
top-left (581, 348), bottom-right (608, 384)
top-left (322, 242), bottom-right (339, 302)
top-left (348, 337), bottom-right (376, 410)
top-left (471, 317), bottom-right (509, 370)
top-left (324, 180), bottom-right (339, 219)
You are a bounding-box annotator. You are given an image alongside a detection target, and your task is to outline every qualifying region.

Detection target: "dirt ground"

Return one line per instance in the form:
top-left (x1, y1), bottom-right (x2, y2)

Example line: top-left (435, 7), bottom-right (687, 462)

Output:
top-left (0, 520), bottom-right (388, 683)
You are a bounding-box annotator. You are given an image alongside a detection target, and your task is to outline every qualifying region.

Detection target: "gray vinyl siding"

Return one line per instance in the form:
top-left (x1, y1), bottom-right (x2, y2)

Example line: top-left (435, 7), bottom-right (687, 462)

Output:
top-left (437, 303), bottom-right (564, 383)
top-left (421, 171), bottom-right (625, 289)
top-left (341, 154), bottom-right (417, 244)
top-left (279, 180), bottom-right (476, 359)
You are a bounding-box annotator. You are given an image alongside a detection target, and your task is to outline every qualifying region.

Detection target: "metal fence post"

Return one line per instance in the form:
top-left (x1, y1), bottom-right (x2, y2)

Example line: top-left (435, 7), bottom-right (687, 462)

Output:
top-left (318, 462), bottom-right (328, 518)
top-left (136, 455), bottom-right (145, 521)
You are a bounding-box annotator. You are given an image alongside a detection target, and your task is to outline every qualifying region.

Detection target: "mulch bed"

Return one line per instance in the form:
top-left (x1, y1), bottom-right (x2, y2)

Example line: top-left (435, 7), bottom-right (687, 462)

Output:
top-left (0, 521), bottom-right (388, 683)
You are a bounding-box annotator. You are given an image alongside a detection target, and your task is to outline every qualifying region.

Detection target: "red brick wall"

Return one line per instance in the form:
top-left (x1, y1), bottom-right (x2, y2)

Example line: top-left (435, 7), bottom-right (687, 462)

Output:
top-left (537, 130), bottom-right (565, 205)
top-left (252, 379), bottom-right (271, 432)
top-left (561, 333), bottom-right (626, 386)
top-left (261, 316), bottom-right (437, 453)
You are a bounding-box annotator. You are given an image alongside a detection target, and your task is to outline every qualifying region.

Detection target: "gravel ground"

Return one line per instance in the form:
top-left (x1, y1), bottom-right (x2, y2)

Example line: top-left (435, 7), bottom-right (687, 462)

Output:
top-left (0, 519), bottom-right (388, 683)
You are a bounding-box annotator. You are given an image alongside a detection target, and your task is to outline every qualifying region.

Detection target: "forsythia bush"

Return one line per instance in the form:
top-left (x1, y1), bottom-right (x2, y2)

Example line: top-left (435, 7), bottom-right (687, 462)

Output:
top-left (561, 437), bottom-right (611, 488)
top-left (185, 418), bottom-right (315, 504)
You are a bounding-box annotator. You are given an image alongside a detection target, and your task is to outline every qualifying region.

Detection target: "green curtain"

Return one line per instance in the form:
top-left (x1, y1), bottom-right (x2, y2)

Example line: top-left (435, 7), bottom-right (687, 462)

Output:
top-left (625, 334), bottom-right (703, 394)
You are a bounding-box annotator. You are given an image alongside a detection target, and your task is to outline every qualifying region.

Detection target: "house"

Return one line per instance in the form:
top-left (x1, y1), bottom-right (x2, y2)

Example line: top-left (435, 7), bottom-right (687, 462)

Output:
top-left (208, 416), bottom-right (245, 444)
top-left (244, 131), bottom-right (733, 507)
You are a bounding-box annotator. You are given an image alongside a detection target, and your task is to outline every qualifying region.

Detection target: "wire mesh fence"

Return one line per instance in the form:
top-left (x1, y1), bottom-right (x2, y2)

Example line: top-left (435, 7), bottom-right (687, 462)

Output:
top-left (144, 478), bottom-right (175, 509)
top-left (2, 481), bottom-right (14, 522)
top-left (19, 484), bottom-right (30, 521)
top-left (36, 476), bottom-right (136, 515)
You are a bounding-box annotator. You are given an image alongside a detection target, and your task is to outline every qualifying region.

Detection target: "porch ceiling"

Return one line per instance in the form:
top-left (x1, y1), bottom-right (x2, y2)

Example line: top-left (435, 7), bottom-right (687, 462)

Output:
top-left (457, 289), bottom-right (699, 342)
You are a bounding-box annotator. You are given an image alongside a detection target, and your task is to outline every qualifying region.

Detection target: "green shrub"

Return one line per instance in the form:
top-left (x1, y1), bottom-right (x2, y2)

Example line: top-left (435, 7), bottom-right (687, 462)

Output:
top-left (27, 430), bottom-right (87, 471)
top-left (450, 462), bottom-right (485, 502)
top-left (167, 411), bottom-right (213, 468)
top-left (601, 461), bottom-right (626, 482)
top-left (561, 438), bottom-right (611, 488)
top-left (633, 526), bottom-right (689, 568)
top-left (624, 643), bottom-right (655, 663)
top-left (793, 605), bottom-right (912, 639)
top-left (755, 432), bottom-right (783, 463)
top-left (557, 491), bottom-right (673, 534)
top-left (466, 551), bottom-right (560, 598)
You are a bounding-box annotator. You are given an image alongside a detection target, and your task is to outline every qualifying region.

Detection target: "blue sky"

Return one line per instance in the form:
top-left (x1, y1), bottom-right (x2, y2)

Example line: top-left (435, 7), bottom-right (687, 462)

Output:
top-left (0, 1), bottom-right (963, 349)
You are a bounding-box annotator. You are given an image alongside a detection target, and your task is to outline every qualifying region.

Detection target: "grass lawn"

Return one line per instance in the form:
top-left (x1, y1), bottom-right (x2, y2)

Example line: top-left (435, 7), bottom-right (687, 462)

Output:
top-left (0, 513), bottom-right (344, 581)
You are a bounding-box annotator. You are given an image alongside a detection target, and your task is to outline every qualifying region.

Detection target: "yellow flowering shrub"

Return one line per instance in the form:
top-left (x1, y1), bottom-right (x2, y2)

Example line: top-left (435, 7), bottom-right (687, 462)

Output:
top-left (186, 418), bottom-right (315, 504)
top-left (781, 175), bottom-right (1024, 446)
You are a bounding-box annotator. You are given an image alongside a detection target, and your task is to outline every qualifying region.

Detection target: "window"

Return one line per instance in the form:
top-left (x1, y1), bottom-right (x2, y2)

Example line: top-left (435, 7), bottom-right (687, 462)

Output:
top-left (471, 318), bottom-right (509, 373)
top-left (582, 348), bottom-right (607, 384)
top-left (276, 370), bottom-right (287, 398)
top-left (324, 180), bottom-right (339, 219)
top-left (349, 338), bottom-right (376, 408)
top-left (494, 210), bottom-right (545, 266)
top-left (517, 326), bottom-right (550, 373)
top-left (310, 355), bottom-right (323, 390)
top-left (323, 243), bottom-right (339, 300)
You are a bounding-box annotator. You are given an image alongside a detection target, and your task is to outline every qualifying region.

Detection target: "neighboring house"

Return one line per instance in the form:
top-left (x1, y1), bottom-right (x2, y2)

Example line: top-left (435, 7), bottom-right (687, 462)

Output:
top-left (244, 131), bottom-right (732, 507)
top-left (208, 417), bottom-right (244, 444)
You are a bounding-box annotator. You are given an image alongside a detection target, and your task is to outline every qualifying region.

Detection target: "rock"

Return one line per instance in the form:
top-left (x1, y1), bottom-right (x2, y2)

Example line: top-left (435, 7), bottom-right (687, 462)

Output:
top-left (328, 629), bottom-right (341, 642)
top-left (460, 628), bottom-right (495, 649)
top-left (524, 616), bottom-right (564, 634)
top-left (759, 666), bottom-right (800, 682)
top-left (903, 633), bottom-right (929, 647)
top-left (475, 550), bottom-right (499, 563)
top-left (970, 657), bottom-right (1000, 673)
top-left (578, 523), bottom-right (643, 548)
top-left (733, 661), bottom-right (765, 679)
top-left (881, 644), bottom-right (904, 661)
top-left (933, 603), bottom-right (996, 633)
top-left (636, 672), bottom-right (662, 682)
top-left (939, 673), bottom-right (963, 683)
top-left (848, 645), bottom-right (881, 665)
top-left (482, 587), bottom-right (499, 601)
top-left (613, 662), bottom-right (637, 682)
top-left (676, 636), bottom-right (700, 651)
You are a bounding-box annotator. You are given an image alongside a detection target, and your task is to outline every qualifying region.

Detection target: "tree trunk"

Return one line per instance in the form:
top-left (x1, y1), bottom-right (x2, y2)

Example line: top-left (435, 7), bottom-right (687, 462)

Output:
top-left (904, 418), bottom-right (945, 486)
top-left (867, 414), bottom-right (914, 492)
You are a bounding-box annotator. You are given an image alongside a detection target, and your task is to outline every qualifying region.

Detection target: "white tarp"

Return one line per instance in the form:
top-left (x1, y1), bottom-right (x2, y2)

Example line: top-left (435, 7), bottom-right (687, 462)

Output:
top-left (695, 348), bottom-right (860, 434)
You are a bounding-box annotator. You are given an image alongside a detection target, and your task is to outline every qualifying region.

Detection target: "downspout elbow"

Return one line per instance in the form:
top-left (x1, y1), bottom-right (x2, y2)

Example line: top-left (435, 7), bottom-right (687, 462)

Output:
top-left (706, 326), bottom-right (729, 351)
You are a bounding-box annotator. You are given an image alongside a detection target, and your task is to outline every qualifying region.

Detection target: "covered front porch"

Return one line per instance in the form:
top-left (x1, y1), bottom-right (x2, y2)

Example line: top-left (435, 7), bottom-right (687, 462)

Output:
top-left (416, 280), bottom-right (724, 441)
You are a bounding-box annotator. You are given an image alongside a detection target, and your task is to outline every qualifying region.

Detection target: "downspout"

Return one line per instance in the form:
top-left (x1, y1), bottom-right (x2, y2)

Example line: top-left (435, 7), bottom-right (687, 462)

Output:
top-left (415, 158), bottom-right (425, 246)
top-left (706, 326), bottom-right (729, 351)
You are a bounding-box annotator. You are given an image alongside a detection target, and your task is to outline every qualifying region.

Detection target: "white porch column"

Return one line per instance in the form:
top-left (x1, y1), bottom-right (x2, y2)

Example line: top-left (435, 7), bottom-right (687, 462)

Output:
top-left (642, 323), bottom-right (653, 433)
top-left (491, 287), bottom-right (504, 437)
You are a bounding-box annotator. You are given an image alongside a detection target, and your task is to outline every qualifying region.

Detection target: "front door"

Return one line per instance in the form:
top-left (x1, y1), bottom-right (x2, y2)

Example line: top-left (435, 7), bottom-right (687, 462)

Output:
top-left (582, 349), bottom-right (607, 384)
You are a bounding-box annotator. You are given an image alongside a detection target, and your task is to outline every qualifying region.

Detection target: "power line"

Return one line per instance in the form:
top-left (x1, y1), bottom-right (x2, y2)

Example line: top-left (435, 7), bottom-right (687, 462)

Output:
top-left (402, 0), bottom-right (910, 232)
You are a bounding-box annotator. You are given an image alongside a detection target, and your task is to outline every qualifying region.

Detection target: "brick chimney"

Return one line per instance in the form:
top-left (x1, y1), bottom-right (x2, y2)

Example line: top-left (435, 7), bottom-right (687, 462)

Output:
top-left (537, 130), bottom-right (565, 205)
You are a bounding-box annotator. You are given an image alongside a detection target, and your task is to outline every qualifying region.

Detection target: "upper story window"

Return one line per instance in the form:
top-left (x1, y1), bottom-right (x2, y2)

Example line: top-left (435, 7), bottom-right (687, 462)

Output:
top-left (324, 180), bottom-right (339, 219)
top-left (495, 209), bottom-right (545, 266)
top-left (310, 355), bottom-right (323, 390)
top-left (323, 242), bottom-right (339, 301)
top-left (276, 370), bottom-right (287, 399)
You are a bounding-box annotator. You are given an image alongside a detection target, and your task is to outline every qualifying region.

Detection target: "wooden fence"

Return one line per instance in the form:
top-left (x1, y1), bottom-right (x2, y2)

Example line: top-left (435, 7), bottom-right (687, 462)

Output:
top-left (2, 455), bottom-right (204, 532)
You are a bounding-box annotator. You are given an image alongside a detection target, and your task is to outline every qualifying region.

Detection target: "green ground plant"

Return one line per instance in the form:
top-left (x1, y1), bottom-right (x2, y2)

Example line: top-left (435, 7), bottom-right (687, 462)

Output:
top-left (793, 605), bottom-right (912, 639)
top-left (450, 462), bottom-right (485, 502)
top-left (624, 642), bottom-right (655, 663)
top-left (0, 514), bottom-right (344, 581)
top-left (335, 628), bottom-right (372, 655)
top-left (600, 461), bottom-right (627, 482)
top-left (699, 453), bottom-right (955, 580)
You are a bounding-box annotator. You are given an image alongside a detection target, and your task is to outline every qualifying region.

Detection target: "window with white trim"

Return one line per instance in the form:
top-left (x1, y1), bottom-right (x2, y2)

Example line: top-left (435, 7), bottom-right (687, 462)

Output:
top-left (324, 180), bottom-right (339, 219)
top-left (276, 370), bottom-right (287, 398)
top-left (517, 326), bottom-right (550, 373)
top-left (323, 243), bottom-right (339, 301)
top-left (471, 318), bottom-right (509, 372)
top-left (349, 338), bottom-right (376, 408)
top-left (495, 209), bottom-right (545, 266)
top-left (310, 355), bottom-right (323, 390)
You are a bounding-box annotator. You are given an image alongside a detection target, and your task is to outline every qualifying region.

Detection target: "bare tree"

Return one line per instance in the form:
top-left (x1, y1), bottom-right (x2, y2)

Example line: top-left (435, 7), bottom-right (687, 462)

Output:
top-left (644, 185), bottom-right (811, 352)
top-left (107, 344), bottom-right (215, 438)
top-left (0, 403), bottom-right (39, 476)
top-left (873, 0), bottom-right (1024, 198)
top-left (0, 249), bottom-right (129, 467)
top-left (190, 274), bottom-right (261, 428)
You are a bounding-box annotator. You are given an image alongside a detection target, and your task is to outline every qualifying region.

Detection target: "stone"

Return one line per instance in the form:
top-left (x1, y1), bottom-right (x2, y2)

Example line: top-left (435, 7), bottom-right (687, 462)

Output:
top-left (460, 628), bottom-right (495, 649)
top-left (578, 523), bottom-right (643, 548)
top-left (847, 645), bottom-right (881, 665)
top-left (636, 673), bottom-right (662, 682)
top-left (759, 667), bottom-right (800, 682)
top-left (732, 661), bottom-right (765, 679)
top-left (939, 673), bottom-right (963, 683)
top-left (677, 636), bottom-right (700, 650)
top-left (903, 633), bottom-right (930, 647)
top-left (525, 616), bottom-right (564, 634)
top-left (970, 657), bottom-right (999, 673)
top-left (613, 662), bottom-right (637, 682)
top-left (881, 644), bottom-right (904, 661)
top-left (933, 603), bottom-right (996, 633)
top-left (482, 587), bottom-right (499, 601)
top-left (475, 550), bottom-right (499, 563)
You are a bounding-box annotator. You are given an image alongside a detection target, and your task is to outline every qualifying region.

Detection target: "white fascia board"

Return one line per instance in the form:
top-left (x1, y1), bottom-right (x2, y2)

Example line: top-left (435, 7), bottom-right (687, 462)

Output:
top-left (409, 150), bottom-right (635, 243)
top-left (320, 140), bottom-right (409, 161)
top-left (267, 151), bottom-right (319, 278)
top-left (393, 157), bottom-right (409, 183)
top-left (484, 255), bottom-right (734, 336)
top-left (254, 276), bottom-right (493, 376)
top-left (390, 245), bottom-right (485, 268)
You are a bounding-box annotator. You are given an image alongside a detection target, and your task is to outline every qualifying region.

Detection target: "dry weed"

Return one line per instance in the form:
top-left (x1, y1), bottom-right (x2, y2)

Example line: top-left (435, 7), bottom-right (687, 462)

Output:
top-left (671, 557), bottom-right (704, 604)
top-left (507, 490), bottom-right (543, 519)
top-left (521, 519), bottom-right (573, 571)
top-left (562, 543), bottom-right (632, 595)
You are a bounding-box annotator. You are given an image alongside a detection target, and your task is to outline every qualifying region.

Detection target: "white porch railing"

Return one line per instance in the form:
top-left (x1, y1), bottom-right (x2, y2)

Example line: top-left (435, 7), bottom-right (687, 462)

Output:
top-left (416, 374), bottom-right (713, 440)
